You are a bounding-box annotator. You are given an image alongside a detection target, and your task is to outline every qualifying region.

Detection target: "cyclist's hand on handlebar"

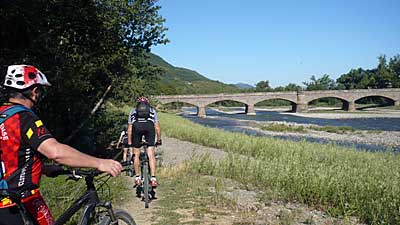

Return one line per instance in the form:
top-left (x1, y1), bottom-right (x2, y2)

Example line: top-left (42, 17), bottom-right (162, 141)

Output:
top-left (97, 159), bottom-right (123, 177)
top-left (156, 139), bottom-right (162, 146)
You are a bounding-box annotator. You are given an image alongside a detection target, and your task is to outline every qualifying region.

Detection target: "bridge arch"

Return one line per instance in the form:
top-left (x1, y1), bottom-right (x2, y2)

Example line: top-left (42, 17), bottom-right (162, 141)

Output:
top-left (354, 94), bottom-right (397, 103)
top-left (254, 98), bottom-right (297, 112)
top-left (354, 95), bottom-right (399, 110)
top-left (306, 96), bottom-right (349, 111)
top-left (205, 99), bottom-right (254, 116)
top-left (305, 94), bottom-right (359, 111)
top-left (159, 101), bottom-right (199, 115)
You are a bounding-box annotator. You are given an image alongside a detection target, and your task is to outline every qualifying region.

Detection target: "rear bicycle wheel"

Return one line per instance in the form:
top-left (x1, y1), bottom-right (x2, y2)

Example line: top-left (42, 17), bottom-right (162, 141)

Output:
top-left (143, 163), bottom-right (150, 208)
top-left (99, 209), bottom-right (136, 225)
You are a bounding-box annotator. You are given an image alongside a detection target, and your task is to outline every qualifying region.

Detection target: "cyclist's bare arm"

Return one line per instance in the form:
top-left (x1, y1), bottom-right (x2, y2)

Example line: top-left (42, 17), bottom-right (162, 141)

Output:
top-left (116, 133), bottom-right (123, 148)
top-left (155, 121), bottom-right (161, 141)
top-left (127, 124), bottom-right (133, 146)
top-left (38, 138), bottom-right (122, 177)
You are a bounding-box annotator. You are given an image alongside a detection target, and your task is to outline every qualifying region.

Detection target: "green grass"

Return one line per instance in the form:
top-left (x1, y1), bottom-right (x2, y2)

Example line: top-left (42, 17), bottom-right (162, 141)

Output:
top-left (152, 165), bottom-right (254, 225)
top-left (260, 123), bottom-right (306, 133)
top-left (260, 123), bottom-right (362, 134)
top-left (309, 125), bottom-right (357, 134)
top-left (159, 112), bottom-right (400, 225)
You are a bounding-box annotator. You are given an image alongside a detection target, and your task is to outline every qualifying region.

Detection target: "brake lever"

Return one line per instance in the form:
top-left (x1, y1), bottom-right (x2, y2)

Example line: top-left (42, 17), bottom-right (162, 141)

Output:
top-left (65, 170), bottom-right (83, 182)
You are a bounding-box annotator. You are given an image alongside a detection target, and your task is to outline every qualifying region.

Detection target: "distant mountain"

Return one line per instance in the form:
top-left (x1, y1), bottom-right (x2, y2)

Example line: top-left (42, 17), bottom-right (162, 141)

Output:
top-left (147, 53), bottom-right (241, 95)
top-left (233, 83), bottom-right (254, 89)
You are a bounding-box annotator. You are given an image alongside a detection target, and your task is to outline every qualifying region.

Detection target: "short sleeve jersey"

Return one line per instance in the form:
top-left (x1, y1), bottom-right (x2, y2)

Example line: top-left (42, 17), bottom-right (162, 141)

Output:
top-left (128, 107), bottom-right (158, 124)
top-left (0, 103), bottom-right (53, 191)
top-left (120, 130), bottom-right (128, 144)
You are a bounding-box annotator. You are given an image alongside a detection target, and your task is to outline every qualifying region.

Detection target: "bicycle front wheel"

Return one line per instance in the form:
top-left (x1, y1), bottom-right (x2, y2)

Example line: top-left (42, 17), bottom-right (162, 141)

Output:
top-left (99, 209), bottom-right (136, 225)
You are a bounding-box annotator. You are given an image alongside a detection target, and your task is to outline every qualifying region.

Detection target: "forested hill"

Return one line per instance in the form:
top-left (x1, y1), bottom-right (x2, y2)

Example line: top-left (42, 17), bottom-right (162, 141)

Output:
top-left (147, 53), bottom-right (242, 94)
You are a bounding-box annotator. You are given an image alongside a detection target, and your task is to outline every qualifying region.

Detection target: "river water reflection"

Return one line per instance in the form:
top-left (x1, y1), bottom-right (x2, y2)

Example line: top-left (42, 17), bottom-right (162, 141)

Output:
top-left (181, 107), bottom-right (400, 152)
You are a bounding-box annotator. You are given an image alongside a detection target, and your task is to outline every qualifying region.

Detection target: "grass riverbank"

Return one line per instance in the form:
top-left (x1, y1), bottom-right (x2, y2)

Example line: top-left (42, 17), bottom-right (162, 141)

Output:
top-left (159, 112), bottom-right (400, 224)
top-left (259, 122), bottom-right (367, 134)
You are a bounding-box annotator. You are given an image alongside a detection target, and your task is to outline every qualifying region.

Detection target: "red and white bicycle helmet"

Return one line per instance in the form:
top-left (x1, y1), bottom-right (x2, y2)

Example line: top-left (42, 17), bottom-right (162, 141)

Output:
top-left (4, 65), bottom-right (51, 90)
top-left (136, 96), bottom-right (149, 103)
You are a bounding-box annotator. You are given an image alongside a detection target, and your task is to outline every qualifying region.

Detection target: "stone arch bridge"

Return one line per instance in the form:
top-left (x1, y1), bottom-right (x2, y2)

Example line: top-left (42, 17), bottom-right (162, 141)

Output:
top-left (155, 88), bottom-right (400, 117)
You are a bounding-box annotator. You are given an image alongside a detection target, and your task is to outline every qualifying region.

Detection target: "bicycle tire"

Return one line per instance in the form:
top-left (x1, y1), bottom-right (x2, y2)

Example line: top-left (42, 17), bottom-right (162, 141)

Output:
top-left (143, 163), bottom-right (150, 208)
top-left (127, 151), bottom-right (134, 177)
top-left (98, 209), bottom-right (136, 225)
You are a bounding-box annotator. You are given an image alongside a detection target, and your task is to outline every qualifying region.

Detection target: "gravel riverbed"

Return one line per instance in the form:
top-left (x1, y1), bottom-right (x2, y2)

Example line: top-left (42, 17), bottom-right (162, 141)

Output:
top-left (210, 107), bottom-right (400, 151)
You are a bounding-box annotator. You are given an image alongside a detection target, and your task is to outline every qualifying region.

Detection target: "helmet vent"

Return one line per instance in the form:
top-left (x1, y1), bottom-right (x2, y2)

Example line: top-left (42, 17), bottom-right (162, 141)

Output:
top-left (15, 74), bottom-right (23, 78)
top-left (16, 81), bottom-right (25, 85)
top-left (11, 69), bottom-right (16, 74)
top-left (6, 80), bottom-right (12, 85)
top-left (28, 72), bottom-right (36, 79)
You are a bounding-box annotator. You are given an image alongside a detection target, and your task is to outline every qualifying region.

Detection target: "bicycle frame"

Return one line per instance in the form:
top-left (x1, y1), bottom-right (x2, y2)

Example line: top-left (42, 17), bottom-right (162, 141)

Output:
top-left (55, 175), bottom-right (102, 225)
top-left (1, 172), bottom-right (115, 225)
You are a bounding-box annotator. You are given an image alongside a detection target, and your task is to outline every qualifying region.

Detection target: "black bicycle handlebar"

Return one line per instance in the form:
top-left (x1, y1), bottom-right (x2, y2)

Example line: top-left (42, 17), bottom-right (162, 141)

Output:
top-left (44, 161), bottom-right (131, 180)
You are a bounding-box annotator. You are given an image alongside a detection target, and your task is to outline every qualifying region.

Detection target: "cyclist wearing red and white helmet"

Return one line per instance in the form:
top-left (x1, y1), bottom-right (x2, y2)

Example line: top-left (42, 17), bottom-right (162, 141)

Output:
top-left (127, 96), bottom-right (162, 188)
top-left (0, 65), bottom-right (122, 225)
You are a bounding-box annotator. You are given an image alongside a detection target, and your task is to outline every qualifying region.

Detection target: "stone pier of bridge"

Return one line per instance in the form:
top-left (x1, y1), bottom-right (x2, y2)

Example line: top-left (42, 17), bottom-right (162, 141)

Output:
top-left (245, 104), bottom-right (256, 115)
top-left (197, 106), bottom-right (206, 117)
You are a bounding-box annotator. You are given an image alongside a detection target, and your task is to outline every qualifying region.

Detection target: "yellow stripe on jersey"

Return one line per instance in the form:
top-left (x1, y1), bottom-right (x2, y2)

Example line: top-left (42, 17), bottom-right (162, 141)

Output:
top-left (35, 120), bottom-right (43, 127)
top-left (1, 197), bottom-right (12, 205)
top-left (26, 128), bottom-right (34, 139)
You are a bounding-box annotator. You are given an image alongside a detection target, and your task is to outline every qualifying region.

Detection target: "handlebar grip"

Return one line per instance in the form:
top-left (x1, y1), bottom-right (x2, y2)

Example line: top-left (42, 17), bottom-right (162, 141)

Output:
top-left (43, 164), bottom-right (71, 178)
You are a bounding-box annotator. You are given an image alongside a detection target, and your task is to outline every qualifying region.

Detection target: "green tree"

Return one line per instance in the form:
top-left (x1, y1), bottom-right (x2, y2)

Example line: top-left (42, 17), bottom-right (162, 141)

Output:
top-left (336, 68), bottom-right (375, 89)
top-left (0, 0), bottom-right (168, 149)
top-left (375, 55), bottom-right (396, 88)
top-left (303, 74), bottom-right (336, 90)
top-left (388, 55), bottom-right (400, 88)
top-left (255, 80), bottom-right (271, 92)
top-left (284, 83), bottom-right (302, 91)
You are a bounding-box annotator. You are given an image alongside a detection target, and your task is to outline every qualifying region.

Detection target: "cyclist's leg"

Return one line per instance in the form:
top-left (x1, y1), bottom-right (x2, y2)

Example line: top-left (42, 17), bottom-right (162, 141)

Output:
top-left (123, 148), bottom-right (128, 161)
top-left (126, 147), bottom-right (133, 161)
top-left (133, 147), bottom-right (141, 176)
top-left (144, 121), bottom-right (157, 186)
top-left (23, 192), bottom-right (55, 225)
top-left (147, 147), bottom-right (156, 177)
top-left (132, 122), bottom-right (144, 185)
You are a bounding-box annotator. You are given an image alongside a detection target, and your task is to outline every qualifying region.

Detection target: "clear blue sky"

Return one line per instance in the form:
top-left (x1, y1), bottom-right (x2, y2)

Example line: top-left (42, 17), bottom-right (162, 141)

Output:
top-left (151, 0), bottom-right (400, 88)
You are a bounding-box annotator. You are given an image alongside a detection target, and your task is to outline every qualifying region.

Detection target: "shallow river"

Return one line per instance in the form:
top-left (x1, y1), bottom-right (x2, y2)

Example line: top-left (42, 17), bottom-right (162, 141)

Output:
top-left (181, 108), bottom-right (400, 152)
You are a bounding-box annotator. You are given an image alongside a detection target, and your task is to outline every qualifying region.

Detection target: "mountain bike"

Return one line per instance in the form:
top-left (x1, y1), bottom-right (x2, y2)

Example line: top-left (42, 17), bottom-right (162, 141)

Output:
top-left (0, 163), bottom-right (136, 225)
top-left (135, 141), bottom-right (156, 209)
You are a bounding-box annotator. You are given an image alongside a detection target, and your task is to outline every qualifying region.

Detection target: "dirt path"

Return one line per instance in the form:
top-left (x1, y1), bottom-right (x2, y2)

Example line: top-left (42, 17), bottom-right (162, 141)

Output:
top-left (115, 137), bottom-right (364, 225)
top-left (116, 137), bottom-right (229, 225)
top-left (118, 178), bottom-right (157, 225)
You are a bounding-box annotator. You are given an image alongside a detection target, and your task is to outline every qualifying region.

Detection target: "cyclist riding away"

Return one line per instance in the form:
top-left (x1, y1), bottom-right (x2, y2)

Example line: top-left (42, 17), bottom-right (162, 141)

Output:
top-left (116, 126), bottom-right (130, 162)
top-left (127, 96), bottom-right (161, 188)
top-left (0, 65), bottom-right (123, 225)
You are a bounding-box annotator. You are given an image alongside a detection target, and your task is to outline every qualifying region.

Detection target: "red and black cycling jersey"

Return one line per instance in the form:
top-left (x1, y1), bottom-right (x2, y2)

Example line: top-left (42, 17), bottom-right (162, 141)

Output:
top-left (0, 103), bottom-right (53, 192)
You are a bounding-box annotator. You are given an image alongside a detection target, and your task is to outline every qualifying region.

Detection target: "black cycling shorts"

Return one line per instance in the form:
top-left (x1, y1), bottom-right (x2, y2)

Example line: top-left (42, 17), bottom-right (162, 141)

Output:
top-left (0, 206), bottom-right (25, 225)
top-left (132, 121), bottom-right (155, 148)
top-left (121, 141), bottom-right (129, 148)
